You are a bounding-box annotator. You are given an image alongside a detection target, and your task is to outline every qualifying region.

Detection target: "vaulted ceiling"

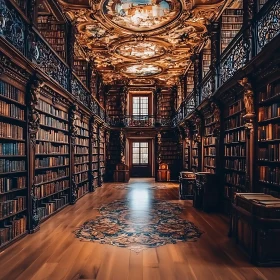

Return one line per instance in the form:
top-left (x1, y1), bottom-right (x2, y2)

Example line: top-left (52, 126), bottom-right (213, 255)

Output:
top-left (58, 0), bottom-right (226, 85)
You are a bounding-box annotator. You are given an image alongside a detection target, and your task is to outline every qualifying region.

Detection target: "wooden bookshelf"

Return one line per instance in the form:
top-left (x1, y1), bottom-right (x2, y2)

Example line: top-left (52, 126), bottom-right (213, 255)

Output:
top-left (35, 92), bottom-right (70, 222)
top-left (74, 60), bottom-right (88, 87)
top-left (106, 89), bottom-right (122, 123)
top-left (184, 140), bottom-right (190, 170)
top-left (202, 48), bottom-right (211, 78)
top-left (98, 127), bottom-right (106, 187)
top-left (158, 88), bottom-right (174, 118)
top-left (37, 15), bottom-right (66, 61)
top-left (0, 77), bottom-right (28, 248)
top-left (220, 8), bottom-right (243, 53)
top-left (74, 112), bottom-right (90, 199)
top-left (223, 99), bottom-right (246, 215)
top-left (186, 67), bottom-right (194, 96)
top-left (90, 121), bottom-right (99, 190)
top-left (203, 113), bottom-right (216, 174)
top-left (258, 80), bottom-right (280, 198)
top-left (161, 131), bottom-right (181, 180)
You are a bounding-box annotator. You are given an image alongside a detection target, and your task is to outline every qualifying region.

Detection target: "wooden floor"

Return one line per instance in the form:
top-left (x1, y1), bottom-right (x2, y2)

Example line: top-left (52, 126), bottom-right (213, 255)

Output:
top-left (0, 178), bottom-right (280, 280)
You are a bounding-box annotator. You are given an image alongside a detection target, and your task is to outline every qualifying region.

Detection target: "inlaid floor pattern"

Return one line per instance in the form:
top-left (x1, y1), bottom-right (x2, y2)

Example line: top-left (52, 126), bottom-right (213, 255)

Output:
top-left (0, 178), bottom-right (280, 280)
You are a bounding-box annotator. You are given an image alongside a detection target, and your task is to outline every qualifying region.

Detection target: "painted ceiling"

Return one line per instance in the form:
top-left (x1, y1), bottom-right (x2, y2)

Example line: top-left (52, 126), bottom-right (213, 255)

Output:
top-left (58, 0), bottom-right (226, 85)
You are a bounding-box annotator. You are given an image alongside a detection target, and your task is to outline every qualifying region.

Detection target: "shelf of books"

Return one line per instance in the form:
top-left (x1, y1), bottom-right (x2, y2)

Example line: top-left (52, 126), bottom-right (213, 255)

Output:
top-left (191, 141), bottom-right (199, 173)
top-left (220, 8), bottom-right (243, 53)
top-left (184, 140), bottom-right (190, 170)
top-left (98, 127), bottom-right (106, 187)
top-left (203, 113), bottom-right (216, 174)
top-left (74, 112), bottom-right (90, 199)
top-left (106, 131), bottom-right (121, 181)
top-left (202, 48), bottom-right (211, 78)
top-left (106, 89), bottom-right (122, 124)
top-left (223, 98), bottom-right (246, 215)
top-left (35, 94), bottom-right (70, 223)
top-left (159, 88), bottom-right (174, 118)
top-left (0, 77), bottom-right (28, 249)
top-left (258, 80), bottom-right (280, 198)
top-left (74, 60), bottom-right (88, 88)
top-left (161, 131), bottom-right (181, 180)
top-left (186, 67), bottom-right (194, 96)
top-left (37, 15), bottom-right (66, 61)
top-left (91, 122), bottom-right (99, 190)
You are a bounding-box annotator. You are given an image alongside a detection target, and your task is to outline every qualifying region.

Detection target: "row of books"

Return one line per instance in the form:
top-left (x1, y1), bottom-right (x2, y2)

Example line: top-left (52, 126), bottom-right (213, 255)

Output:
top-left (204, 147), bottom-right (216, 155)
top-left (34, 180), bottom-right (69, 200)
top-left (0, 123), bottom-right (24, 139)
top-left (40, 36), bottom-right (65, 45)
top-left (204, 157), bottom-right (216, 167)
top-left (76, 128), bottom-right (89, 138)
top-left (205, 116), bottom-right (214, 126)
top-left (225, 115), bottom-right (244, 130)
top-left (0, 177), bottom-right (26, 194)
top-left (0, 159), bottom-right (25, 173)
top-left (222, 16), bottom-right (243, 22)
top-left (35, 156), bottom-right (69, 168)
top-left (228, 100), bottom-right (243, 116)
top-left (37, 195), bottom-right (69, 221)
top-left (0, 81), bottom-right (24, 104)
top-left (75, 138), bottom-right (89, 146)
top-left (40, 115), bottom-right (68, 130)
top-left (225, 172), bottom-right (246, 187)
top-left (74, 155), bottom-right (89, 164)
top-left (225, 145), bottom-right (245, 156)
top-left (34, 168), bottom-right (69, 185)
top-left (205, 126), bottom-right (215, 135)
top-left (75, 119), bottom-right (89, 130)
top-left (258, 124), bottom-right (280, 140)
top-left (259, 166), bottom-right (280, 185)
top-left (222, 23), bottom-right (242, 30)
top-left (258, 144), bottom-right (280, 161)
top-left (37, 129), bottom-right (68, 143)
top-left (0, 142), bottom-right (25, 156)
top-left (223, 8), bottom-right (243, 15)
top-left (75, 172), bottom-right (88, 183)
top-left (74, 163), bottom-right (89, 173)
top-left (225, 159), bottom-right (246, 171)
top-left (38, 16), bottom-right (65, 29)
top-left (37, 100), bottom-right (68, 120)
top-left (224, 130), bottom-right (245, 142)
top-left (77, 183), bottom-right (89, 198)
top-left (259, 85), bottom-right (280, 102)
top-left (258, 104), bottom-right (280, 121)
top-left (0, 101), bottom-right (25, 120)
top-left (74, 146), bottom-right (89, 154)
top-left (0, 196), bottom-right (26, 219)
top-left (204, 167), bottom-right (215, 174)
top-left (0, 216), bottom-right (26, 247)
top-left (192, 158), bottom-right (198, 166)
top-left (35, 142), bottom-right (69, 154)
top-left (204, 136), bottom-right (216, 145)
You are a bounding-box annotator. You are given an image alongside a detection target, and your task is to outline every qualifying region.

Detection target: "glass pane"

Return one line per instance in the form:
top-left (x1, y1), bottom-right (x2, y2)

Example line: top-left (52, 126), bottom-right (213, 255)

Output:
top-left (133, 157), bottom-right (139, 164)
top-left (133, 142), bottom-right (139, 147)
top-left (133, 147), bottom-right (139, 153)
top-left (140, 142), bottom-right (148, 147)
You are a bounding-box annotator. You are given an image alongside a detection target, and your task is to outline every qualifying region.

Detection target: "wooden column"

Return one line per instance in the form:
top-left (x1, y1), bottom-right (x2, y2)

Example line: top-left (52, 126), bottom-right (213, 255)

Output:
top-left (27, 77), bottom-right (44, 233)
top-left (238, 77), bottom-right (256, 192)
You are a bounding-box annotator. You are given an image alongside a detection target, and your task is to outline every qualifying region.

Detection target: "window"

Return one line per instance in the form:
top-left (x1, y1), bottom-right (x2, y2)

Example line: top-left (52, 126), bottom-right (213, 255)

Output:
top-left (132, 96), bottom-right (148, 116)
top-left (132, 142), bottom-right (149, 164)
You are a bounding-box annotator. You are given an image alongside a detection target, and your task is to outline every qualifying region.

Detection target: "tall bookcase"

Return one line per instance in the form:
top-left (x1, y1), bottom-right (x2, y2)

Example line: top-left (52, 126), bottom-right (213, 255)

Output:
top-left (184, 140), bottom-right (190, 170)
top-left (0, 76), bottom-right (28, 249)
top-left (202, 48), bottom-right (211, 78)
top-left (106, 89), bottom-right (122, 123)
top-left (220, 8), bottom-right (243, 53)
top-left (223, 99), bottom-right (246, 215)
top-left (74, 112), bottom-right (90, 199)
top-left (186, 67), bottom-right (194, 96)
top-left (35, 91), bottom-right (70, 222)
top-left (90, 120), bottom-right (99, 190)
top-left (257, 80), bottom-right (280, 198)
top-left (98, 127), bottom-right (106, 187)
top-left (159, 88), bottom-right (174, 119)
top-left (203, 113), bottom-right (217, 174)
top-left (74, 60), bottom-right (88, 87)
top-left (37, 15), bottom-right (66, 61)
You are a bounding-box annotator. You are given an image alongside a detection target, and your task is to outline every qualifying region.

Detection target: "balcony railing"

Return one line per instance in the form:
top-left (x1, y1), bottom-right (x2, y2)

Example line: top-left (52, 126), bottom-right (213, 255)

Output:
top-left (109, 115), bottom-right (173, 127)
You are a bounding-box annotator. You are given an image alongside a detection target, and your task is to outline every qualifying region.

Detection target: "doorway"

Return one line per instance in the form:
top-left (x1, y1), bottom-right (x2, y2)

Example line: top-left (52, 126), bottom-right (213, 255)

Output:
top-left (130, 140), bottom-right (152, 177)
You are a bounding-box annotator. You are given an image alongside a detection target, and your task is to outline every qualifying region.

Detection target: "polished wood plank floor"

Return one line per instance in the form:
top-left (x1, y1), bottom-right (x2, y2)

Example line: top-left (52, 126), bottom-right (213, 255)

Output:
top-left (0, 178), bottom-right (280, 280)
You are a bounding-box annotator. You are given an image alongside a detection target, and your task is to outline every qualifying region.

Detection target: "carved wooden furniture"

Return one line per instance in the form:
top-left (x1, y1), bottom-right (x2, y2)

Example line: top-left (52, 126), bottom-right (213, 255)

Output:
top-left (231, 193), bottom-right (280, 266)
top-left (113, 163), bottom-right (130, 183)
top-left (193, 172), bottom-right (218, 211)
top-left (157, 163), bottom-right (171, 182)
top-left (179, 171), bottom-right (196, 200)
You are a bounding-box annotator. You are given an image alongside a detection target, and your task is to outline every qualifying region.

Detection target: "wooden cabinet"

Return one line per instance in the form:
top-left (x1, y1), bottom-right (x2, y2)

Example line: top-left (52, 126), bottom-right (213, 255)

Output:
top-left (157, 163), bottom-right (170, 182)
top-left (114, 163), bottom-right (129, 183)
top-left (179, 172), bottom-right (195, 200)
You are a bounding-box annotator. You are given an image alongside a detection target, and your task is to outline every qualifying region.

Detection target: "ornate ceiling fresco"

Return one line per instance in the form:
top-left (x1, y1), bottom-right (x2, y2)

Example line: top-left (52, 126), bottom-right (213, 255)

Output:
top-left (58, 0), bottom-right (226, 85)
